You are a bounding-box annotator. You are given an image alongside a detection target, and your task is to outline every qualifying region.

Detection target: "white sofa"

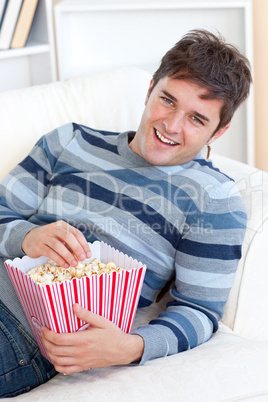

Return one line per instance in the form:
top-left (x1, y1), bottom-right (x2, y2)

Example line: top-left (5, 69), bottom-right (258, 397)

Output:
top-left (1, 68), bottom-right (268, 402)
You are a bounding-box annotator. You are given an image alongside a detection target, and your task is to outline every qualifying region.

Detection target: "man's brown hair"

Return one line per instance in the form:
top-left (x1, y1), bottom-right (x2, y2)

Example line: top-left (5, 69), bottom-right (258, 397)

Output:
top-left (150, 29), bottom-right (252, 132)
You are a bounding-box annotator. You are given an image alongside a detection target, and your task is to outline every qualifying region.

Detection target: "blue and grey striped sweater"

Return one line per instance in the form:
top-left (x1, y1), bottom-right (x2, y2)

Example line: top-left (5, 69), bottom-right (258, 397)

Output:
top-left (0, 123), bottom-right (246, 364)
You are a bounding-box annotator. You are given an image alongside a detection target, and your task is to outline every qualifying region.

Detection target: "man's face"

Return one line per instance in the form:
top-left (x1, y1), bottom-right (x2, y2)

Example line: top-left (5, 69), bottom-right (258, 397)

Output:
top-left (129, 77), bottom-right (230, 166)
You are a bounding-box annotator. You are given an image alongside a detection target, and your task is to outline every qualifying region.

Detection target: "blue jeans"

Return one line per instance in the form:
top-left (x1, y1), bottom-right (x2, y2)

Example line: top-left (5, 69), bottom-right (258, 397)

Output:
top-left (0, 300), bottom-right (57, 398)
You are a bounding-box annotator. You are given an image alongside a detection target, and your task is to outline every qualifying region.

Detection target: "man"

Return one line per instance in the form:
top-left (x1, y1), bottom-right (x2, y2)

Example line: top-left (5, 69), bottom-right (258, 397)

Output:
top-left (0, 29), bottom-right (252, 397)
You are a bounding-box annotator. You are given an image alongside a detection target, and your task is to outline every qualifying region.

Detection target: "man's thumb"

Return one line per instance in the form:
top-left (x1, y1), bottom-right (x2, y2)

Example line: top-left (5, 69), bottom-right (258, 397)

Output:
top-left (73, 303), bottom-right (106, 327)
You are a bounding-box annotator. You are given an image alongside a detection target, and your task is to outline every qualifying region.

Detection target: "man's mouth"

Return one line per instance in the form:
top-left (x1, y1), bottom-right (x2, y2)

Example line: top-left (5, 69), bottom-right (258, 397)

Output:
top-left (155, 129), bottom-right (178, 145)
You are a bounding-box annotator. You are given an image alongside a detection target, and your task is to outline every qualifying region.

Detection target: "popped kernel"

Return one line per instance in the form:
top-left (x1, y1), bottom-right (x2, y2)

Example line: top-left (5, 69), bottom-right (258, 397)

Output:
top-left (28, 258), bottom-right (123, 286)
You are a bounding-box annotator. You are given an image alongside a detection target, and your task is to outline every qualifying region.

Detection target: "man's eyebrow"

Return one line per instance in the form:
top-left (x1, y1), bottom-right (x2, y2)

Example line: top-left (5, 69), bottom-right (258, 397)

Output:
top-left (161, 89), bottom-right (211, 123)
top-left (194, 111), bottom-right (210, 123)
top-left (161, 90), bottom-right (177, 103)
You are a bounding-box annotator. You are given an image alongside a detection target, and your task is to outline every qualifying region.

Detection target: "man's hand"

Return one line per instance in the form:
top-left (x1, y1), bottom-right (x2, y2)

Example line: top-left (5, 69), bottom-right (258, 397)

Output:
top-left (41, 304), bottom-right (144, 374)
top-left (21, 220), bottom-right (91, 267)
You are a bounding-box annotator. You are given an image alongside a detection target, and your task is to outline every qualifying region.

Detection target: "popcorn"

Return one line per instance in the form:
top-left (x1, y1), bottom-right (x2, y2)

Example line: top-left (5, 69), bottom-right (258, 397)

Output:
top-left (27, 258), bottom-right (123, 285)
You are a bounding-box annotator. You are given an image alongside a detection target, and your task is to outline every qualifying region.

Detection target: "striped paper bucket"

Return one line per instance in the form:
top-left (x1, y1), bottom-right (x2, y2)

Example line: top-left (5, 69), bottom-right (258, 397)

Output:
top-left (5, 241), bottom-right (146, 361)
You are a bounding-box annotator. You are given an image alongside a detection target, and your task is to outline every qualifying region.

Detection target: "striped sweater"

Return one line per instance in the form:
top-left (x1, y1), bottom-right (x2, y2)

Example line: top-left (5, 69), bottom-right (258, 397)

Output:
top-left (0, 123), bottom-right (246, 364)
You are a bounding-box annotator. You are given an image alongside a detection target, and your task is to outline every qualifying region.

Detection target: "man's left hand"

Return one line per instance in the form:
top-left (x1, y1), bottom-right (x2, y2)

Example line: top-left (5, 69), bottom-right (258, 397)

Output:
top-left (41, 304), bottom-right (144, 375)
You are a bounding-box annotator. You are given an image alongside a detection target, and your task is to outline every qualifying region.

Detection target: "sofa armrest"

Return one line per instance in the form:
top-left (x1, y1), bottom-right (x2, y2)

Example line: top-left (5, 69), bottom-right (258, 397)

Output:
top-left (211, 153), bottom-right (268, 340)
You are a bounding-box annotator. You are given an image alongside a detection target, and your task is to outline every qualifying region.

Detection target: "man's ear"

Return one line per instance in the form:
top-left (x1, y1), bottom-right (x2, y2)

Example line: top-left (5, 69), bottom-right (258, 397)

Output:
top-left (145, 78), bottom-right (154, 105)
top-left (207, 123), bottom-right (230, 145)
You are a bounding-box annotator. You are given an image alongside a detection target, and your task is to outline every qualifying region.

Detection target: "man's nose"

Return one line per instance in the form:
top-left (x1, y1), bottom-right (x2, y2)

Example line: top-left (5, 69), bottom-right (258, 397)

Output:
top-left (163, 111), bottom-right (183, 134)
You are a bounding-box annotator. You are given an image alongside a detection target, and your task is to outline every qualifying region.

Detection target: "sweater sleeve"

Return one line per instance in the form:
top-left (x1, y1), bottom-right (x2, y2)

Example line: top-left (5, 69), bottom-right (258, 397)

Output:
top-left (0, 123), bottom-right (74, 258)
top-left (133, 187), bottom-right (247, 364)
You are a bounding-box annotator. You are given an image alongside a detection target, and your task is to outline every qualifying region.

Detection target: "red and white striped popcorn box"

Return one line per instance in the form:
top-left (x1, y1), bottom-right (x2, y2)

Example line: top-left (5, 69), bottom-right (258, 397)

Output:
top-left (5, 241), bottom-right (146, 361)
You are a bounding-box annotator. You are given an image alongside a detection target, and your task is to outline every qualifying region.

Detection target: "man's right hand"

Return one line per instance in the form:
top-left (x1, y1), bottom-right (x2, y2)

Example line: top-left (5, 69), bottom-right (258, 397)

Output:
top-left (21, 220), bottom-right (92, 267)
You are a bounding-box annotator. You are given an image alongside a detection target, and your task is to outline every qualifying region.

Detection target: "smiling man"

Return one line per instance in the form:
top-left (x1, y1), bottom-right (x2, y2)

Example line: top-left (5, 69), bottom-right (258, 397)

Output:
top-left (0, 30), bottom-right (252, 397)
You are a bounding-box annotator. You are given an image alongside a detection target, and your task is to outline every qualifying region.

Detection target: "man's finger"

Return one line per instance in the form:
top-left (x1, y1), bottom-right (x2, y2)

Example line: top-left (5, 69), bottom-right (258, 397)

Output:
top-left (73, 304), bottom-right (110, 329)
top-left (49, 225), bottom-right (91, 265)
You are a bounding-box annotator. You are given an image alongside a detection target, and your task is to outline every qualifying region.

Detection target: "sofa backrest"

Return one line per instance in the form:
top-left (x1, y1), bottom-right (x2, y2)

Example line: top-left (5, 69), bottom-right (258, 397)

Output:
top-left (0, 67), bottom-right (151, 180)
top-left (1, 68), bottom-right (268, 341)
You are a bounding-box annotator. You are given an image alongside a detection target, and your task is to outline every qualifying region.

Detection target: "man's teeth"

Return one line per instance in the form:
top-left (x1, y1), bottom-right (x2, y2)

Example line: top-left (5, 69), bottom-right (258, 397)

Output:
top-left (155, 130), bottom-right (177, 145)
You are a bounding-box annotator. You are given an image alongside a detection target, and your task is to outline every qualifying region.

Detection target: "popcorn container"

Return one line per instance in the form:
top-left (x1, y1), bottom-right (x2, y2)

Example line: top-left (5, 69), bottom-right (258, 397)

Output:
top-left (5, 241), bottom-right (146, 362)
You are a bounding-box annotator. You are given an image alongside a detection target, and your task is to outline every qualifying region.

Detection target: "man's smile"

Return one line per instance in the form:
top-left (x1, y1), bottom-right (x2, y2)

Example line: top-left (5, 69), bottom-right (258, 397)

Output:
top-left (154, 129), bottom-right (178, 146)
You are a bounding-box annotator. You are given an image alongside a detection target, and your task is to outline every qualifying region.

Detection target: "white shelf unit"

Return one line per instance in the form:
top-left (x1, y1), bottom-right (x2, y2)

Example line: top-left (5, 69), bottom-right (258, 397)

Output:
top-left (0, 0), bottom-right (57, 92)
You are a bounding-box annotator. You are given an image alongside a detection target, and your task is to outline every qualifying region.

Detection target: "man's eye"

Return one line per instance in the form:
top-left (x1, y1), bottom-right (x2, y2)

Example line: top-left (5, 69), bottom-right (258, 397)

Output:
top-left (161, 97), bottom-right (173, 105)
top-left (192, 116), bottom-right (203, 125)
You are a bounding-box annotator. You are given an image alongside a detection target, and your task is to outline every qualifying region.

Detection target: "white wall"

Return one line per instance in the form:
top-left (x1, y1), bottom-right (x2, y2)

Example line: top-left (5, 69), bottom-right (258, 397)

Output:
top-left (253, 0), bottom-right (268, 172)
